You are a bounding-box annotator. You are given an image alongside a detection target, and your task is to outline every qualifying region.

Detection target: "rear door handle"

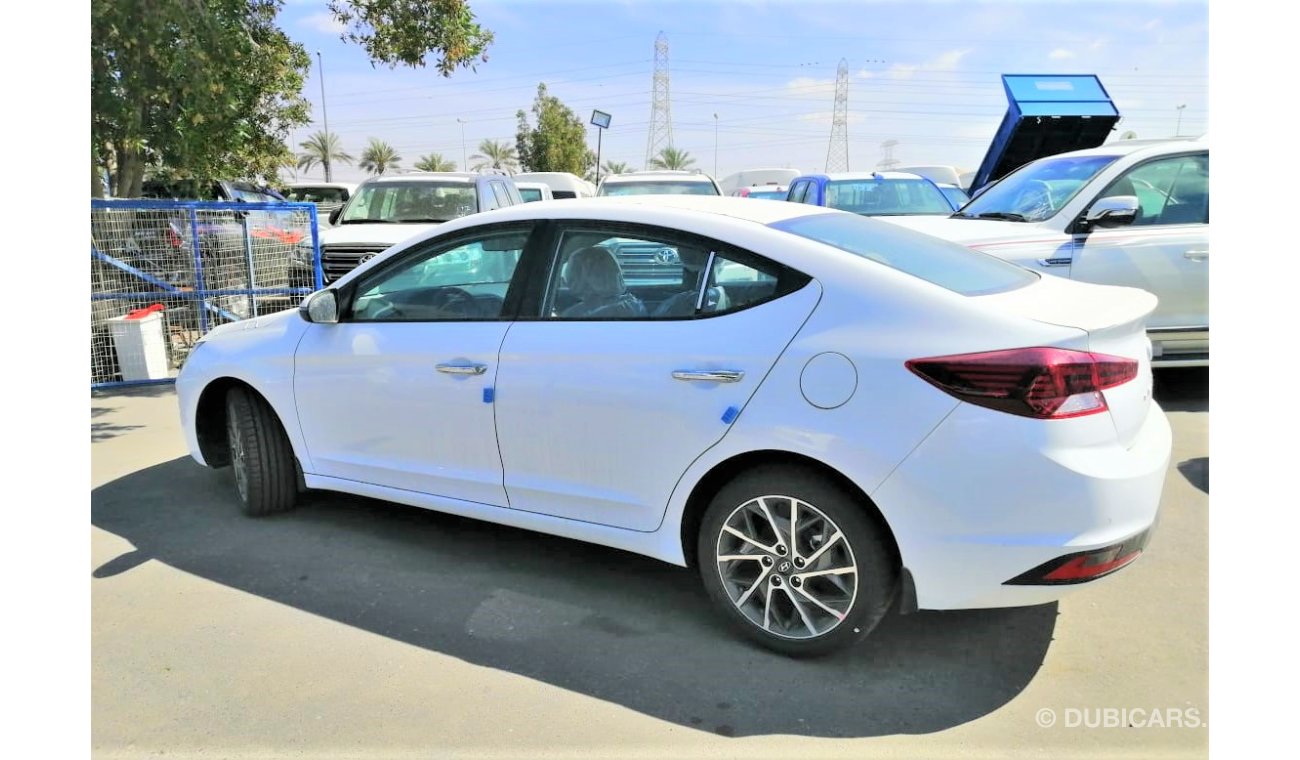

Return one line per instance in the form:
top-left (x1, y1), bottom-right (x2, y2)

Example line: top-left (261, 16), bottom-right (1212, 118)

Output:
top-left (1184, 249), bottom-right (1209, 261)
top-left (1036, 257), bottom-right (1072, 268)
top-left (673, 370), bottom-right (744, 383)
top-left (436, 362), bottom-right (487, 375)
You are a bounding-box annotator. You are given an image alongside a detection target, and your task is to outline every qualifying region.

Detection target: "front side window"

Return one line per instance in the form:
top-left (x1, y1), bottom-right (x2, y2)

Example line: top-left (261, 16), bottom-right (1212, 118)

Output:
top-left (541, 226), bottom-right (808, 320)
top-left (1094, 153), bottom-right (1209, 226)
top-left (961, 154), bottom-right (1121, 222)
top-left (348, 228), bottom-right (529, 321)
top-left (339, 182), bottom-right (477, 224)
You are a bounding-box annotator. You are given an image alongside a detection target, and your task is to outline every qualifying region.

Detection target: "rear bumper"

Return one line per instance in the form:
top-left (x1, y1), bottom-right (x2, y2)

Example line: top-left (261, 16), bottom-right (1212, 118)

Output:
top-left (872, 400), bottom-right (1172, 610)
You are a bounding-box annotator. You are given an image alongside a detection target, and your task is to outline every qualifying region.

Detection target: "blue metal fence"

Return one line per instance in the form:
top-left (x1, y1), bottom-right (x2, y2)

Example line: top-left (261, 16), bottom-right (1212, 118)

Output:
top-left (91, 199), bottom-right (321, 389)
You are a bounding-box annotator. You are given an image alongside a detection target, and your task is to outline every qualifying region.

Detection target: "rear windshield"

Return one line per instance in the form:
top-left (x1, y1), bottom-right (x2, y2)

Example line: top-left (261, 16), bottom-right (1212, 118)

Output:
top-left (771, 213), bottom-right (1038, 296)
top-left (599, 181), bottom-right (719, 196)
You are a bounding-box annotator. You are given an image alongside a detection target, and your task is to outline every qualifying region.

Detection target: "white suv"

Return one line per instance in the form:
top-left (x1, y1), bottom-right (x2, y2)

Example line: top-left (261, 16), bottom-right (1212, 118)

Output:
top-left (293, 171), bottom-right (523, 286)
top-left (883, 138), bottom-right (1209, 366)
top-left (596, 170), bottom-right (722, 196)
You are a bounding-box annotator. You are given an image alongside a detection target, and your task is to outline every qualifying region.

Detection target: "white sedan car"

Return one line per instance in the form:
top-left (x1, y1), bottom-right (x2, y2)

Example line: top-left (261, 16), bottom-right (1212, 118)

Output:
top-left (177, 196), bottom-right (1171, 656)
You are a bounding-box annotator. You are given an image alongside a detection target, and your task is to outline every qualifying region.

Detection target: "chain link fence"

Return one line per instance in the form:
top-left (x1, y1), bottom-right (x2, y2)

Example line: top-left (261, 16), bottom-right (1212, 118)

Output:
top-left (91, 199), bottom-right (321, 388)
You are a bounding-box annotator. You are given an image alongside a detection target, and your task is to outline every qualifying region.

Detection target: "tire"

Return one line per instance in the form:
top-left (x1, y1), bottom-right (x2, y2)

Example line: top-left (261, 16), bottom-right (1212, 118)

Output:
top-left (698, 465), bottom-right (898, 657)
top-left (225, 386), bottom-right (298, 516)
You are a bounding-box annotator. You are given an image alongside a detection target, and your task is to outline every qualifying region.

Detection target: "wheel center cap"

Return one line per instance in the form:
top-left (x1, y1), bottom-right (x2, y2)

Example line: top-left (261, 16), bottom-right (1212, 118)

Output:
top-left (778, 560), bottom-right (792, 573)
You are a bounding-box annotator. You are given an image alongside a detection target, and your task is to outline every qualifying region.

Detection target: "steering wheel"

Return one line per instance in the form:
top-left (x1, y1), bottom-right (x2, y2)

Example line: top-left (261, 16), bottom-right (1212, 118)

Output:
top-left (368, 295), bottom-right (406, 320)
top-left (1012, 179), bottom-right (1055, 219)
top-left (425, 287), bottom-right (479, 318)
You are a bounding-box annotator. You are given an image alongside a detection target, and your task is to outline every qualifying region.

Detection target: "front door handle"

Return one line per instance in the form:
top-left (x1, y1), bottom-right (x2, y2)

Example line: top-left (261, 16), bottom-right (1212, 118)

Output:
top-left (673, 369), bottom-right (744, 383)
top-left (1036, 257), bottom-right (1072, 268)
top-left (436, 362), bottom-right (487, 375)
top-left (1184, 249), bottom-right (1209, 261)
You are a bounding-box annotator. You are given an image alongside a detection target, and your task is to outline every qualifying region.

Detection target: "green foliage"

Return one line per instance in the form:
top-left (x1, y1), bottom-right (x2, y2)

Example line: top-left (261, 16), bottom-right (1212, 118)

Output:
top-left (602, 160), bottom-right (632, 175)
top-left (515, 84), bottom-right (594, 176)
top-left (415, 153), bottom-right (458, 171)
top-left (327, 0), bottom-right (494, 73)
top-left (359, 138), bottom-right (402, 175)
top-left (92, 0), bottom-right (312, 195)
top-left (470, 139), bottom-right (519, 172)
top-left (297, 131), bottom-right (354, 175)
top-left (649, 147), bottom-right (696, 171)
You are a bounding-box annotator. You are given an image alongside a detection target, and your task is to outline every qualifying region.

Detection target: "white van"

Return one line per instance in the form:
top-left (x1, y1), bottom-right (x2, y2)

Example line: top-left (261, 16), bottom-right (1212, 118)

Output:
top-left (512, 172), bottom-right (594, 199)
top-left (515, 181), bottom-right (555, 203)
top-left (719, 168), bottom-right (801, 195)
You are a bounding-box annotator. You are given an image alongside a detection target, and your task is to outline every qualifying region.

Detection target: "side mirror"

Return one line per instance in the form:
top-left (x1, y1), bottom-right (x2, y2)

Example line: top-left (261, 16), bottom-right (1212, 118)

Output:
top-left (329, 207), bottom-right (343, 225)
top-left (1085, 195), bottom-right (1139, 228)
top-left (299, 289), bottom-right (340, 324)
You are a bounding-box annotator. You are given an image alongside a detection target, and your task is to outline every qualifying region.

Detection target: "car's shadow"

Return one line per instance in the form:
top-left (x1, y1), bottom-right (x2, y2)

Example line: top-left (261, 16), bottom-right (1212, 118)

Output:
top-left (93, 457), bottom-right (1058, 738)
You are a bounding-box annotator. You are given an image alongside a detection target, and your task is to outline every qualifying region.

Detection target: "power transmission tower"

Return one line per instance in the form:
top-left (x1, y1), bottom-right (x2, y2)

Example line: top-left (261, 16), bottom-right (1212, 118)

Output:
top-left (645, 31), bottom-right (674, 167)
top-left (877, 139), bottom-right (900, 170)
top-left (825, 59), bottom-right (849, 172)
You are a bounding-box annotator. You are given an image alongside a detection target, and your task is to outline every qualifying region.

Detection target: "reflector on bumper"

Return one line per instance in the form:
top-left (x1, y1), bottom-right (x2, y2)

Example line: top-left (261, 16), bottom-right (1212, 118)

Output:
top-left (1004, 530), bottom-right (1150, 585)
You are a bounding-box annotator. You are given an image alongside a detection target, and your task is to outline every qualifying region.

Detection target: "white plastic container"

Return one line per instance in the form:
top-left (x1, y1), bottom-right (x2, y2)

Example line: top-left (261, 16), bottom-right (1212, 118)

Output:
top-left (108, 311), bottom-right (170, 381)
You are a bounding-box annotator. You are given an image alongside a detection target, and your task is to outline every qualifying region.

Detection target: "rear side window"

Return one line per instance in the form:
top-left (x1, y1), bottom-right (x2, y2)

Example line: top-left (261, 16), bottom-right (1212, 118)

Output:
top-left (771, 214), bottom-right (1037, 296)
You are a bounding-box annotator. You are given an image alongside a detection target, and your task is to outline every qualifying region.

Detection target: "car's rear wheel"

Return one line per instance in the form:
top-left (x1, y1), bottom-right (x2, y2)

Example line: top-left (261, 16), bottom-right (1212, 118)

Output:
top-left (225, 386), bottom-right (298, 517)
top-left (698, 466), bottom-right (897, 657)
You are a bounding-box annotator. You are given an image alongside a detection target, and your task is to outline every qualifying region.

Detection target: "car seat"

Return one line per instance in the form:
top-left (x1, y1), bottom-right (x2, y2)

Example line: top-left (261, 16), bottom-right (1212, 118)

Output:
top-left (559, 247), bottom-right (647, 318)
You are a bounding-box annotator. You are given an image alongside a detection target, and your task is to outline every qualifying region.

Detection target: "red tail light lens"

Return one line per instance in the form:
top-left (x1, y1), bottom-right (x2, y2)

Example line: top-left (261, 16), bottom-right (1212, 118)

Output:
top-left (906, 347), bottom-right (1138, 419)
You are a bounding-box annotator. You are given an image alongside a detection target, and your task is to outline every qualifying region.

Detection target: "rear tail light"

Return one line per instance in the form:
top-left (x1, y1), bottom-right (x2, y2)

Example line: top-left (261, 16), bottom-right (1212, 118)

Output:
top-left (906, 347), bottom-right (1137, 420)
top-left (1005, 531), bottom-right (1149, 585)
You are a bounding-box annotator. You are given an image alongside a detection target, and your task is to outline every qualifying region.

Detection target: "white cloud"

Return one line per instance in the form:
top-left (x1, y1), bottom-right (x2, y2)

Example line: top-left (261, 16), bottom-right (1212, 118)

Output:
top-left (784, 77), bottom-right (838, 99)
top-left (301, 11), bottom-right (345, 35)
top-left (1143, 18), bottom-right (1162, 31)
top-left (1089, 37), bottom-right (1109, 51)
top-left (1049, 49), bottom-right (1076, 60)
top-left (796, 111), bottom-right (866, 126)
top-left (884, 48), bottom-right (971, 80)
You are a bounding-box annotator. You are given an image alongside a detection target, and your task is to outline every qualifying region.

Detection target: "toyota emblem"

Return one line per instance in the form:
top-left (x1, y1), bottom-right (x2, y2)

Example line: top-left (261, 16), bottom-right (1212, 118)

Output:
top-left (359, 253), bottom-right (377, 264)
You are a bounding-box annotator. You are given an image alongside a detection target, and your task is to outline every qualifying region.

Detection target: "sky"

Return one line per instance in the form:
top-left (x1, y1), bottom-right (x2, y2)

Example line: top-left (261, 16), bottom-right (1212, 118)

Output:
top-left (277, 0), bottom-right (1209, 184)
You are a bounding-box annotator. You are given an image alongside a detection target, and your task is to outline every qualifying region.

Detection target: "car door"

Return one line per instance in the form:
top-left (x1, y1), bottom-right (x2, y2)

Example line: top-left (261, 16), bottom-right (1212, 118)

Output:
top-left (493, 221), bottom-right (819, 532)
top-left (293, 223), bottom-right (537, 505)
top-left (1069, 151), bottom-right (1209, 358)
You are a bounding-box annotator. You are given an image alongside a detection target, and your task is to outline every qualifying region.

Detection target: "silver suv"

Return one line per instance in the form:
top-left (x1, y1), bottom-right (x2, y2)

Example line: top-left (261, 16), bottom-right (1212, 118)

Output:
top-left (294, 171), bottom-right (524, 286)
top-left (883, 138), bottom-right (1209, 367)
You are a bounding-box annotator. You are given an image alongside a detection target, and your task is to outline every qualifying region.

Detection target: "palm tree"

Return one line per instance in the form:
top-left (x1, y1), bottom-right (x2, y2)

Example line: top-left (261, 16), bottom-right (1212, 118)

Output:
top-left (415, 153), bottom-right (457, 172)
top-left (601, 160), bottom-right (632, 176)
top-left (470, 139), bottom-right (518, 172)
top-left (359, 138), bottom-right (401, 175)
top-left (649, 147), bottom-right (695, 170)
top-left (296, 131), bottom-right (353, 178)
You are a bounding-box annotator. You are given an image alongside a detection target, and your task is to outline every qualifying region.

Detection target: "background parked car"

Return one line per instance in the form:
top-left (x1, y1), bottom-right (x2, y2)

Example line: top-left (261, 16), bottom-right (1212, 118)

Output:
top-left (596, 170), bottom-right (722, 196)
top-left (730, 184), bottom-right (790, 200)
top-left (786, 172), bottom-right (960, 215)
top-left (297, 170), bottom-right (525, 286)
top-left (880, 137), bottom-right (1209, 366)
top-left (512, 172), bottom-right (595, 199)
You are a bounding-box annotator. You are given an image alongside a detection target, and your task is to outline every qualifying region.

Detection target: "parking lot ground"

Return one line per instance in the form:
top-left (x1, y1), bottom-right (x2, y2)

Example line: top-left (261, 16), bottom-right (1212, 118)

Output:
top-left (92, 370), bottom-right (1208, 759)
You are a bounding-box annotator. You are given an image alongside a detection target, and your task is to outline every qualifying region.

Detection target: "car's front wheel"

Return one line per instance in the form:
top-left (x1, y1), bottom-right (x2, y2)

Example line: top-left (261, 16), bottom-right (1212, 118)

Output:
top-left (698, 466), bottom-right (898, 656)
top-left (225, 386), bottom-right (298, 517)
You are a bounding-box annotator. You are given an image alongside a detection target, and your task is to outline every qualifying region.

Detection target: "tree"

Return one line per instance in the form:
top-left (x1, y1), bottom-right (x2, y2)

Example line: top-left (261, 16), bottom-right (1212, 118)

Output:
top-left (92, 0), bottom-right (312, 197)
top-left (649, 147), bottom-right (696, 171)
top-left (415, 153), bottom-right (458, 171)
top-left (515, 84), bottom-right (593, 176)
top-left (602, 160), bottom-right (632, 176)
top-left (470, 139), bottom-right (518, 172)
top-left (297, 131), bottom-right (354, 178)
top-left (327, 0), bottom-right (494, 73)
top-left (359, 138), bottom-right (402, 175)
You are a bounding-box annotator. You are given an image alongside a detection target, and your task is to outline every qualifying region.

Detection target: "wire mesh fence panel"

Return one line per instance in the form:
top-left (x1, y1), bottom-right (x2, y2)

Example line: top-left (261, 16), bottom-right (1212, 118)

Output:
top-left (91, 199), bottom-right (320, 388)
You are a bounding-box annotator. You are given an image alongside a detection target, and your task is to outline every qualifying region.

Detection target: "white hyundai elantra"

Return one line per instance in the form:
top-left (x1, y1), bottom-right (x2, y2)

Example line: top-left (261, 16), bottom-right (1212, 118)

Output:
top-left (177, 196), bottom-right (1171, 656)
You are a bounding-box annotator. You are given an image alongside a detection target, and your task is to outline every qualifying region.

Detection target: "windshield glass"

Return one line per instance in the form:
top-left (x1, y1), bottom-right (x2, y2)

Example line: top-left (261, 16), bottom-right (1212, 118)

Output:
top-left (961, 154), bottom-right (1121, 222)
top-left (772, 213), bottom-right (1037, 296)
top-left (599, 181), bottom-right (719, 196)
top-left (825, 178), bottom-right (952, 216)
top-left (746, 189), bottom-right (787, 200)
top-left (339, 182), bottom-right (477, 224)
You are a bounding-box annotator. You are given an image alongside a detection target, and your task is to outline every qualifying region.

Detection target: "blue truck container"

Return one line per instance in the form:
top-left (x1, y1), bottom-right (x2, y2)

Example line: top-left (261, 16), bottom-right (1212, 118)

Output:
top-left (970, 74), bottom-right (1120, 194)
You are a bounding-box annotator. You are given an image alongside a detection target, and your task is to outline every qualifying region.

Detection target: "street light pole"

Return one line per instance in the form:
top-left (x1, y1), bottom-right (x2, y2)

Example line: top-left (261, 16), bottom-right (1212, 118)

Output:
top-left (713, 113), bottom-right (719, 178)
top-left (316, 50), bottom-right (331, 182)
top-left (456, 119), bottom-right (467, 169)
top-left (1175, 104), bottom-right (1187, 137)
